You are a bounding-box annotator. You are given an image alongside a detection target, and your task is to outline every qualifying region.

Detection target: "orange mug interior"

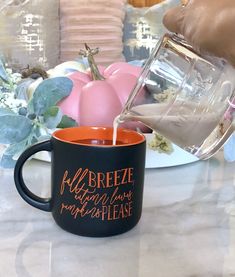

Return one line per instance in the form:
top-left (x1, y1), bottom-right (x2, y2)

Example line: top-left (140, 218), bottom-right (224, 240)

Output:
top-left (53, 127), bottom-right (145, 146)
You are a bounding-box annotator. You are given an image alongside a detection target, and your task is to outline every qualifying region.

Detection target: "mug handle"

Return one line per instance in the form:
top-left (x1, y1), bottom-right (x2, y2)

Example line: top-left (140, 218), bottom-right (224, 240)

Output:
top-left (14, 140), bottom-right (52, 212)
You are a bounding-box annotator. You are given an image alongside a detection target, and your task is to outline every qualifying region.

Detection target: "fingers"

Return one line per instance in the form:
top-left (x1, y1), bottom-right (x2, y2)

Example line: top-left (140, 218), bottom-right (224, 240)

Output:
top-left (162, 6), bottom-right (185, 35)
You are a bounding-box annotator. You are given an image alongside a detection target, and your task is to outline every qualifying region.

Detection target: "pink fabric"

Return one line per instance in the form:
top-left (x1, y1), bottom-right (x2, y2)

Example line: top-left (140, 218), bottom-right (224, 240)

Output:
top-left (60, 0), bottom-right (127, 66)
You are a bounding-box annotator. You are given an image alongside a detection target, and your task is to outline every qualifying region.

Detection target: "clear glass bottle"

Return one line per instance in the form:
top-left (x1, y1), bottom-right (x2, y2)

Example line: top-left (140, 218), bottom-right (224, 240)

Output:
top-left (118, 33), bottom-right (235, 160)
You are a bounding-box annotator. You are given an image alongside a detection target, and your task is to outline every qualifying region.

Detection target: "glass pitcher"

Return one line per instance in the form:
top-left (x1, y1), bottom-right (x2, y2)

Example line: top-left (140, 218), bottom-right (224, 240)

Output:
top-left (118, 33), bottom-right (235, 160)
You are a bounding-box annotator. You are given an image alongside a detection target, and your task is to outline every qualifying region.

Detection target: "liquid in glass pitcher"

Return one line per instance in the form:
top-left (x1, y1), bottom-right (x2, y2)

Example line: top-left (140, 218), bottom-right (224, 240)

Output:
top-left (117, 33), bottom-right (235, 160)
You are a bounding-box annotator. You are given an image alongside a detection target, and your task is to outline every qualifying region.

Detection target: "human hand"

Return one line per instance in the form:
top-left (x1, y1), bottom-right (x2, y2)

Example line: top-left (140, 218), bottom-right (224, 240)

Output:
top-left (163, 0), bottom-right (235, 67)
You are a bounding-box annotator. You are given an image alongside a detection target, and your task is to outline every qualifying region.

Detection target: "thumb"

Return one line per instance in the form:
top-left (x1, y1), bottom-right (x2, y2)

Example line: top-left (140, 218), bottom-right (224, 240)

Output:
top-left (163, 6), bottom-right (185, 34)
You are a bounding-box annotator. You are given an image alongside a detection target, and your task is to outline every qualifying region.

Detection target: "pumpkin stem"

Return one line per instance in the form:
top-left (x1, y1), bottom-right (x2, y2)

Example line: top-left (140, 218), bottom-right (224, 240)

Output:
top-left (79, 44), bottom-right (105, 80)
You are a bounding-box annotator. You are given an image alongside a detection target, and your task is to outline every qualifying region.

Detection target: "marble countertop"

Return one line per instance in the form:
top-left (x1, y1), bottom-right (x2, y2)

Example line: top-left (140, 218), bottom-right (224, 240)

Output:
top-left (1, 151), bottom-right (235, 277)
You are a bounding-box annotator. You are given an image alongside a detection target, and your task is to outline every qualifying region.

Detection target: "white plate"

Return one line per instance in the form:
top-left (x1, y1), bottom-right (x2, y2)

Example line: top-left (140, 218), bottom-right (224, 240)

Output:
top-left (145, 133), bottom-right (199, 168)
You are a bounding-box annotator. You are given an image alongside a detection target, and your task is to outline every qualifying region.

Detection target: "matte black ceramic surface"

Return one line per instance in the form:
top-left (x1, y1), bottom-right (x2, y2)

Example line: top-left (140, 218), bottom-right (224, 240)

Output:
top-left (14, 127), bottom-right (146, 237)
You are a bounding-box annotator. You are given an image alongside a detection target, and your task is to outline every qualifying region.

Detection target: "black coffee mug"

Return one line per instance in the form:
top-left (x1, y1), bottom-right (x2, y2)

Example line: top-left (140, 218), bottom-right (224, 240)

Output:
top-left (14, 127), bottom-right (146, 237)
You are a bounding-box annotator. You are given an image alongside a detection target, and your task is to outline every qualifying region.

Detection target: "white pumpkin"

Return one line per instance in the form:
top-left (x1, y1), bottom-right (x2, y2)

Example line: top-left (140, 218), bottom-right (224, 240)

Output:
top-left (26, 60), bottom-right (86, 100)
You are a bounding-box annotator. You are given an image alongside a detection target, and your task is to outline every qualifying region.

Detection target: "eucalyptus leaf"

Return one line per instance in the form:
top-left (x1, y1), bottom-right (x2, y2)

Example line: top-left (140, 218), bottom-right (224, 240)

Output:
top-left (0, 114), bottom-right (33, 144)
top-left (4, 139), bottom-right (27, 157)
top-left (0, 60), bottom-right (9, 83)
top-left (15, 79), bottom-right (35, 101)
top-left (27, 102), bottom-right (34, 116)
top-left (44, 106), bottom-right (63, 129)
top-left (57, 115), bottom-right (78, 128)
top-left (28, 77), bottom-right (73, 115)
top-left (0, 107), bottom-right (15, 116)
top-left (33, 125), bottom-right (50, 138)
top-left (37, 135), bottom-right (51, 142)
top-left (44, 106), bottom-right (60, 117)
top-left (0, 154), bottom-right (16, 168)
top-left (4, 126), bottom-right (47, 162)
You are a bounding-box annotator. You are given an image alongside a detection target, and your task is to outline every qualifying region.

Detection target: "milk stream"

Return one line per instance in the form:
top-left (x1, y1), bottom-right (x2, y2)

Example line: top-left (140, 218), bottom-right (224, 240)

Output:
top-left (112, 116), bottom-right (120, 145)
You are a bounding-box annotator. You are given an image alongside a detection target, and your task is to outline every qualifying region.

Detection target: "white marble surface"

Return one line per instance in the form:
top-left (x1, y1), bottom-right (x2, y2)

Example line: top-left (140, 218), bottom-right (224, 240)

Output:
top-left (1, 152), bottom-right (235, 277)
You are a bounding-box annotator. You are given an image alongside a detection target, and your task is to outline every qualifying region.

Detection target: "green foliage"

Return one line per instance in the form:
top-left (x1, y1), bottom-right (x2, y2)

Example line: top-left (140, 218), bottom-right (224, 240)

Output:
top-left (0, 154), bottom-right (16, 168)
top-left (44, 106), bottom-right (63, 129)
top-left (0, 62), bottom-right (21, 94)
top-left (0, 60), bottom-right (10, 83)
top-left (28, 77), bottom-right (73, 115)
top-left (0, 68), bottom-right (77, 168)
top-left (15, 79), bottom-right (35, 100)
top-left (0, 107), bottom-right (15, 115)
top-left (0, 114), bottom-right (33, 144)
top-left (57, 115), bottom-right (77, 128)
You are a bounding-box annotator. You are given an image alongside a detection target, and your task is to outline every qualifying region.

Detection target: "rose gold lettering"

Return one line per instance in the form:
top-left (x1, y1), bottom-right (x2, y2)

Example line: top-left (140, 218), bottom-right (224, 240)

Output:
top-left (88, 170), bottom-right (97, 187)
top-left (106, 171), bottom-right (113, 188)
top-left (128, 168), bottom-right (134, 183)
top-left (97, 172), bottom-right (106, 188)
top-left (59, 167), bottom-right (135, 222)
top-left (115, 202), bottom-right (132, 219)
top-left (91, 208), bottom-right (102, 219)
top-left (113, 170), bottom-right (121, 186)
top-left (113, 205), bottom-right (119, 220)
top-left (60, 202), bottom-right (88, 219)
top-left (102, 206), bottom-right (108, 220)
top-left (110, 187), bottom-right (133, 205)
top-left (117, 204), bottom-right (125, 219)
top-left (127, 201), bottom-right (133, 217)
top-left (107, 205), bottom-right (112, 221)
top-left (60, 170), bottom-right (69, 195)
top-left (121, 168), bottom-right (128, 184)
top-left (60, 168), bottom-right (89, 195)
top-left (71, 168), bottom-right (88, 194)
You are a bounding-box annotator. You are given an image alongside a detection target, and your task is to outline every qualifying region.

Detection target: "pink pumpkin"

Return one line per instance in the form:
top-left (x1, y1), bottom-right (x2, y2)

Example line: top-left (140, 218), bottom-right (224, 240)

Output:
top-left (58, 71), bottom-right (90, 122)
top-left (58, 45), bottom-right (148, 131)
top-left (80, 81), bottom-right (122, 126)
top-left (104, 62), bottom-right (143, 77)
